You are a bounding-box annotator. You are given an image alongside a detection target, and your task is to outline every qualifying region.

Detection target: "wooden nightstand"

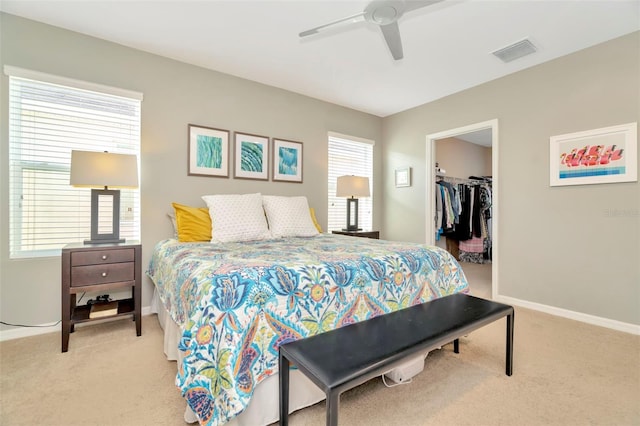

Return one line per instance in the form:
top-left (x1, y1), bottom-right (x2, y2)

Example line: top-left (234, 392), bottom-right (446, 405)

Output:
top-left (331, 230), bottom-right (380, 239)
top-left (61, 241), bottom-right (142, 352)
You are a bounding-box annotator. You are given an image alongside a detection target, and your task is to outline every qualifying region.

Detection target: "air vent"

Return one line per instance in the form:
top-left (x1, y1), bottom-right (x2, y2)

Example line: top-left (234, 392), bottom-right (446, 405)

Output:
top-left (492, 39), bottom-right (537, 63)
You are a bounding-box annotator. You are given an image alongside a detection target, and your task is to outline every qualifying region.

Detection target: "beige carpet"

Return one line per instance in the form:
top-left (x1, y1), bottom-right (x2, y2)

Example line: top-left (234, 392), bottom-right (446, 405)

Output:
top-left (1, 262), bottom-right (639, 426)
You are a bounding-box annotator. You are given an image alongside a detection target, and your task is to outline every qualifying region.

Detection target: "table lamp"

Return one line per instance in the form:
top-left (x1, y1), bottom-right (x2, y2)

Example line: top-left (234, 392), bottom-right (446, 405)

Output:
top-left (70, 150), bottom-right (138, 244)
top-left (336, 175), bottom-right (370, 231)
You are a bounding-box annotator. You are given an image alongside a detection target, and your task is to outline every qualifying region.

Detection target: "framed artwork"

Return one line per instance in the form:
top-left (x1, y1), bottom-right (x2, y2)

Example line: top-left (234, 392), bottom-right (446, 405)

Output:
top-left (188, 124), bottom-right (230, 177)
top-left (550, 122), bottom-right (637, 186)
top-left (273, 138), bottom-right (303, 183)
top-left (395, 167), bottom-right (411, 187)
top-left (234, 132), bottom-right (269, 180)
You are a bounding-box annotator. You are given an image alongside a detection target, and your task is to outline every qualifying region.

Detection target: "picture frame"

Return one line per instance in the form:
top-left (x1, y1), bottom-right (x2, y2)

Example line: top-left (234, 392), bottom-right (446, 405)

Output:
top-left (234, 132), bottom-right (269, 180)
top-left (550, 122), bottom-right (637, 187)
top-left (273, 138), bottom-right (303, 183)
top-left (395, 167), bottom-right (411, 187)
top-left (188, 124), bottom-right (230, 177)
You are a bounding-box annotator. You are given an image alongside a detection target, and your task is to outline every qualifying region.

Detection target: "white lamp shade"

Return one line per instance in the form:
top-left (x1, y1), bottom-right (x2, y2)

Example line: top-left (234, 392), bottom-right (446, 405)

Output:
top-left (336, 175), bottom-right (370, 198)
top-left (70, 150), bottom-right (139, 188)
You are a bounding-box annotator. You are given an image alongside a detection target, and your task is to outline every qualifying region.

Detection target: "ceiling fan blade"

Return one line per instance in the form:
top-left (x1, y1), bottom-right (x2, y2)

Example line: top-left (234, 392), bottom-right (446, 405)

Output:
top-left (299, 12), bottom-right (366, 38)
top-left (403, 0), bottom-right (445, 13)
top-left (380, 22), bottom-right (404, 60)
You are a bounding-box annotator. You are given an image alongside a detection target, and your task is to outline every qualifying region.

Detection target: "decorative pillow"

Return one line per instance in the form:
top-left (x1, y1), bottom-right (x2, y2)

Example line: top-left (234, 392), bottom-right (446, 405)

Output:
top-left (263, 195), bottom-right (320, 238)
top-left (172, 203), bottom-right (212, 242)
top-left (202, 193), bottom-right (271, 243)
top-left (167, 212), bottom-right (178, 237)
top-left (309, 207), bottom-right (323, 233)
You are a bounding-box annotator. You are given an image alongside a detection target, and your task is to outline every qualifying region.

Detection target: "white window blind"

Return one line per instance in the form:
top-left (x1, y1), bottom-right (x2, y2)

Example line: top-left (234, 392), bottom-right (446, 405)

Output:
top-left (7, 71), bottom-right (141, 258)
top-left (328, 134), bottom-right (374, 232)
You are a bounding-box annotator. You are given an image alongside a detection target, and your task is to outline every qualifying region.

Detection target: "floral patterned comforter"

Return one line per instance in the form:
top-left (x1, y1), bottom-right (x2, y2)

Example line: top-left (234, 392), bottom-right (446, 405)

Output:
top-left (146, 234), bottom-right (469, 426)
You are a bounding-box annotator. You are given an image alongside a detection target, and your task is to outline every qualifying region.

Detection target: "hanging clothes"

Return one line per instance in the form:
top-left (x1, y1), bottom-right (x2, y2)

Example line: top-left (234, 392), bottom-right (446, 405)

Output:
top-left (436, 176), bottom-right (492, 264)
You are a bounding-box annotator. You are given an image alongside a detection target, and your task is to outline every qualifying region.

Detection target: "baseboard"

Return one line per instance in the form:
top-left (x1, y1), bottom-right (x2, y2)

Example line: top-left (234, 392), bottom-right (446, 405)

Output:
top-left (0, 306), bottom-right (155, 342)
top-left (3, 299), bottom-right (639, 341)
top-left (494, 294), bottom-right (640, 335)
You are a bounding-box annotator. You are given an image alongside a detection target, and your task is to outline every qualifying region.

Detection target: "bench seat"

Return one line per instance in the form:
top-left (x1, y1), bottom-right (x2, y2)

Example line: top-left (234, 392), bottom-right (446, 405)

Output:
top-left (279, 293), bottom-right (514, 426)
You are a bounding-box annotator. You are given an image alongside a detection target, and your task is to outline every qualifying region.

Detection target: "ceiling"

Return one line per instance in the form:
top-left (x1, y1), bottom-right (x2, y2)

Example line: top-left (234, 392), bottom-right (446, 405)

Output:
top-left (1, 1), bottom-right (639, 118)
top-left (455, 128), bottom-right (493, 147)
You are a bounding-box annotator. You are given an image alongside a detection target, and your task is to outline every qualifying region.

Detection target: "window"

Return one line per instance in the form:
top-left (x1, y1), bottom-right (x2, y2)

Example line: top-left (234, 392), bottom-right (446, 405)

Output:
top-left (6, 67), bottom-right (142, 258)
top-left (327, 133), bottom-right (374, 231)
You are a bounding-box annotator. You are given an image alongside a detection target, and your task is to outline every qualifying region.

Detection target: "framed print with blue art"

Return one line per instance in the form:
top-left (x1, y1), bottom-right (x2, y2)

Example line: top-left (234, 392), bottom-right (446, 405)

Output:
top-left (550, 122), bottom-right (637, 186)
top-left (188, 124), bottom-right (230, 177)
top-left (234, 132), bottom-right (269, 180)
top-left (273, 138), bottom-right (303, 183)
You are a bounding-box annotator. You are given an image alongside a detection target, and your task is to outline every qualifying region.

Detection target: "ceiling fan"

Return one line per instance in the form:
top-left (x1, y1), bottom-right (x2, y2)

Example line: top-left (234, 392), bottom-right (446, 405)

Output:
top-left (299, 0), bottom-right (444, 60)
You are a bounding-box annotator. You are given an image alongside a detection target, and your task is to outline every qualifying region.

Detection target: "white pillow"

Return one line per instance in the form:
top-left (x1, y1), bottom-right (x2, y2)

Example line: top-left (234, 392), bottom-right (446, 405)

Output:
top-left (202, 193), bottom-right (271, 243)
top-left (167, 212), bottom-right (177, 237)
top-left (262, 195), bottom-right (319, 238)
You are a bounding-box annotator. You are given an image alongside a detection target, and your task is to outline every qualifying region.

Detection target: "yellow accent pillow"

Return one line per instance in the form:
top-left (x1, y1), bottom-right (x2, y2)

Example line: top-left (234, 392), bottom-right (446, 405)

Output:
top-left (309, 208), bottom-right (323, 233)
top-left (172, 202), bottom-right (212, 242)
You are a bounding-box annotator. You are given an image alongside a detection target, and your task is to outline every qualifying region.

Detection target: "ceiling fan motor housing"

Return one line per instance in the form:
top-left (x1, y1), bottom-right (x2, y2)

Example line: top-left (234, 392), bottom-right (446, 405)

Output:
top-left (365, 0), bottom-right (406, 25)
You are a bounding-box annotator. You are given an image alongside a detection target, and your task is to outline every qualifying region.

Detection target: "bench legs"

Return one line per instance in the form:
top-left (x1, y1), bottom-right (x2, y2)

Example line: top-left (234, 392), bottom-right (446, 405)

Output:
top-left (326, 391), bottom-right (339, 426)
top-left (279, 352), bottom-right (290, 426)
top-left (280, 350), bottom-right (341, 426)
top-left (506, 310), bottom-right (514, 376)
top-left (451, 310), bottom-right (514, 377)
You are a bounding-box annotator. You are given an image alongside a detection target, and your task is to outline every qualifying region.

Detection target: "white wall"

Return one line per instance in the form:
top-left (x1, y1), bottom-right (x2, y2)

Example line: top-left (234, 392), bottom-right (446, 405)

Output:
top-left (0, 13), bottom-right (382, 332)
top-left (382, 32), bottom-right (640, 328)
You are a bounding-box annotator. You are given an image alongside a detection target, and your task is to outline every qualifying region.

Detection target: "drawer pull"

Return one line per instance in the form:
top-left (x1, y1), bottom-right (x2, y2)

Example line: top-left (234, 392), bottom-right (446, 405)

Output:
top-left (101, 255), bottom-right (108, 260)
top-left (101, 272), bottom-right (108, 277)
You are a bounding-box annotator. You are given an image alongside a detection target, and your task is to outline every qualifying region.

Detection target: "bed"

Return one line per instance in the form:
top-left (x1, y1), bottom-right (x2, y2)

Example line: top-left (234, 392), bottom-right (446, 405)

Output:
top-left (148, 193), bottom-right (469, 425)
top-left (147, 232), bottom-right (469, 426)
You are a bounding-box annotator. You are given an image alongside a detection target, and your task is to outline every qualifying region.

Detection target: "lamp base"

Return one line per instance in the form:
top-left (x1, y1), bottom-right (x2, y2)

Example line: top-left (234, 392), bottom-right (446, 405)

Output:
top-left (345, 198), bottom-right (361, 233)
top-left (88, 188), bottom-right (124, 245)
top-left (84, 238), bottom-right (126, 245)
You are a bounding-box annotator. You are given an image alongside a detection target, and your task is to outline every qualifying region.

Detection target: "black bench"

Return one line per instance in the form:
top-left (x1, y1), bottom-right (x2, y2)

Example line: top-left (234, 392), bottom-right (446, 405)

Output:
top-left (279, 293), bottom-right (514, 426)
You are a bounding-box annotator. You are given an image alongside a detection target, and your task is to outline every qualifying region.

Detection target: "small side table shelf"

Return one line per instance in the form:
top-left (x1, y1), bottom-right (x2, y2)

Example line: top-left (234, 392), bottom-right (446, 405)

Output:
top-left (61, 241), bottom-right (142, 352)
top-left (331, 230), bottom-right (380, 239)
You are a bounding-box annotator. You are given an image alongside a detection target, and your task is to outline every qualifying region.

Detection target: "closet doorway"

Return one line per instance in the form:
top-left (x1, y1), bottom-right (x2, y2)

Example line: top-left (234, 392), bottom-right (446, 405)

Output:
top-left (426, 120), bottom-right (498, 299)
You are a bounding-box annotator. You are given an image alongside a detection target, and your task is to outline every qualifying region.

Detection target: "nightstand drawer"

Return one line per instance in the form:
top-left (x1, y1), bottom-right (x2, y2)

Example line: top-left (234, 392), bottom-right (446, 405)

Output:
top-left (70, 262), bottom-right (134, 286)
top-left (71, 248), bottom-right (134, 266)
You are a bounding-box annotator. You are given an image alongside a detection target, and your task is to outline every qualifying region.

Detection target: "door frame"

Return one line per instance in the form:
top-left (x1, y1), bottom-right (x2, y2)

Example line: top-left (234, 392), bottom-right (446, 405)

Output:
top-left (425, 119), bottom-right (499, 299)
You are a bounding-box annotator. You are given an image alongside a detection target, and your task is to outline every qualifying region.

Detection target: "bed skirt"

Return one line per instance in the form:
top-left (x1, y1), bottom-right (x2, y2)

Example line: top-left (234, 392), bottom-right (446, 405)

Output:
top-left (150, 288), bottom-right (325, 425)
